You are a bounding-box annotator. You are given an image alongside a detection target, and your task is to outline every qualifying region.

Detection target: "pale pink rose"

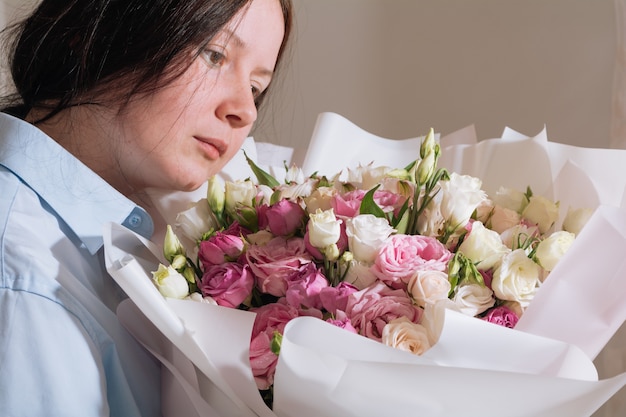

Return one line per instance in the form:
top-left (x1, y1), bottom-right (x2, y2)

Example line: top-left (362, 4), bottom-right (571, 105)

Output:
top-left (246, 236), bottom-right (314, 297)
top-left (345, 282), bottom-right (422, 341)
top-left (199, 263), bottom-right (254, 308)
top-left (372, 234), bottom-right (452, 289)
top-left (198, 231), bottom-right (245, 267)
top-left (407, 270), bottom-right (451, 308)
top-left (482, 305), bottom-right (519, 328)
top-left (319, 281), bottom-right (358, 314)
top-left (258, 199), bottom-right (306, 236)
top-left (285, 263), bottom-right (330, 310)
top-left (326, 311), bottom-right (358, 334)
top-left (249, 301), bottom-right (323, 390)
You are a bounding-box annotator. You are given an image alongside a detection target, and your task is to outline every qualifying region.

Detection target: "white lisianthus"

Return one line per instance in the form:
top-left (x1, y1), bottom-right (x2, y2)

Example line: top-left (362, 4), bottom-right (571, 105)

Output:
top-left (451, 283), bottom-right (495, 316)
top-left (224, 179), bottom-right (258, 213)
top-left (187, 292), bottom-right (218, 305)
top-left (562, 206), bottom-right (594, 236)
top-left (343, 259), bottom-right (378, 290)
top-left (175, 200), bottom-right (218, 242)
top-left (284, 164), bottom-right (306, 184)
top-left (382, 317), bottom-right (433, 356)
top-left (345, 163), bottom-right (390, 189)
top-left (308, 208), bottom-right (342, 248)
top-left (534, 230), bottom-right (575, 272)
top-left (277, 178), bottom-right (317, 201)
top-left (489, 205), bottom-right (522, 234)
top-left (491, 249), bottom-right (541, 307)
top-left (345, 214), bottom-right (395, 263)
top-left (492, 186), bottom-right (528, 213)
top-left (457, 221), bottom-right (509, 270)
top-left (417, 203), bottom-right (445, 238)
top-left (521, 195), bottom-right (559, 234)
top-left (407, 270), bottom-right (451, 308)
top-left (304, 186), bottom-right (336, 213)
top-left (439, 173), bottom-right (487, 231)
top-left (152, 264), bottom-right (190, 299)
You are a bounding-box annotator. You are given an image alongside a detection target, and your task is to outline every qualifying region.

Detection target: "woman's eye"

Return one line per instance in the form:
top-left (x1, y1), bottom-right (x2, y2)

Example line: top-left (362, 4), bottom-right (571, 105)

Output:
top-left (251, 85), bottom-right (261, 99)
top-left (201, 48), bottom-right (226, 67)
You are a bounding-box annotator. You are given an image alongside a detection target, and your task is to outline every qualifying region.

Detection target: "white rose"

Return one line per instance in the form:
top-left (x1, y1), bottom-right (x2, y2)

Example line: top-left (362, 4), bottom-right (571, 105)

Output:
top-left (521, 195), bottom-right (559, 234)
top-left (491, 249), bottom-right (541, 307)
top-left (224, 179), bottom-right (258, 213)
top-left (562, 206), bottom-right (594, 236)
top-left (343, 259), bottom-right (378, 290)
top-left (492, 186), bottom-right (528, 213)
top-left (451, 283), bottom-right (495, 316)
top-left (474, 198), bottom-right (494, 224)
top-left (345, 214), bottom-right (395, 263)
top-left (305, 186), bottom-right (336, 213)
top-left (152, 264), bottom-right (190, 299)
top-left (308, 208), bottom-right (342, 248)
top-left (488, 205), bottom-right (521, 234)
top-left (407, 270), bottom-right (451, 308)
top-left (500, 223), bottom-right (539, 251)
top-left (382, 317), bottom-right (433, 356)
top-left (534, 230), bottom-right (575, 272)
top-left (439, 172), bottom-right (487, 231)
top-left (175, 199), bottom-right (218, 242)
top-left (457, 221), bottom-right (509, 270)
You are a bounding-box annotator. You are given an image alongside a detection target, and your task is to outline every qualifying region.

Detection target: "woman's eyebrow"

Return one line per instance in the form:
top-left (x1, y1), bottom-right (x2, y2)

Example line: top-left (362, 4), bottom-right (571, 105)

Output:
top-left (221, 28), bottom-right (275, 77)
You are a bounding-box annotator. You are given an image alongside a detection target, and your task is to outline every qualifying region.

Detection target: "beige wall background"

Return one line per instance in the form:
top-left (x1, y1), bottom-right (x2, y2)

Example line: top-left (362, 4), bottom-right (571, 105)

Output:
top-left (252, 0), bottom-right (621, 158)
top-left (1, 0), bottom-right (621, 152)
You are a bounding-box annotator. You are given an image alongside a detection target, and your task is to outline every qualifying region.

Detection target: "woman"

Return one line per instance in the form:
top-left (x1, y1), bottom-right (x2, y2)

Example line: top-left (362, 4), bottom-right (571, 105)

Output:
top-left (0, 0), bottom-right (292, 415)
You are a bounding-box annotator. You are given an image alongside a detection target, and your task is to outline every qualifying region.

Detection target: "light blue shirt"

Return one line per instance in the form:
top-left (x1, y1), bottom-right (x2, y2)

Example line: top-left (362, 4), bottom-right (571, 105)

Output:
top-left (0, 113), bottom-right (161, 416)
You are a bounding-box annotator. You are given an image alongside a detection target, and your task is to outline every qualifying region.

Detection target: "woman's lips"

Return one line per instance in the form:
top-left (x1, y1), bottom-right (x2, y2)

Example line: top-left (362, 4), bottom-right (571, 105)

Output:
top-left (194, 136), bottom-right (227, 160)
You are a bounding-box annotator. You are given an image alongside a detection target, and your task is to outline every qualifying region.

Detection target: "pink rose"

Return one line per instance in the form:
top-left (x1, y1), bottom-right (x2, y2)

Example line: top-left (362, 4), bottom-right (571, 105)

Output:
top-left (326, 311), bottom-right (358, 334)
top-left (258, 199), bottom-right (306, 236)
top-left (344, 282), bottom-right (422, 341)
top-left (249, 301), bottom-right (323, 390)
top-left (372, 234), bottom-right (452, 289)
top-left (481, 305), bottom-right (519, 328)
top-left (199, 263), bottom-right (254, 308)
top-left (246, 236), bottom-right (314, 297)
top-left (198, 231), bottom-right (245, 267)
top-left (285, 263), bottom-right (330, 309)
top-left (319, 281), bottom-right (358, 315)
top-left (372, 189), bottom-right (407, 217)
top-left (332, 189), bottom-right (366, 218)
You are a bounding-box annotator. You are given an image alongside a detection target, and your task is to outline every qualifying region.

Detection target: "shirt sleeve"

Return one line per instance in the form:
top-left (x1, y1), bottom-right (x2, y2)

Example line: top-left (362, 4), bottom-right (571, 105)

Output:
top-left (0, 288), bottom-right (110, 417)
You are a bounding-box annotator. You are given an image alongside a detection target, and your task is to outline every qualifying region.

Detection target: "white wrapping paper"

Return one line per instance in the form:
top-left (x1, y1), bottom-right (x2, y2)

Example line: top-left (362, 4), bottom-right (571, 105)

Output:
top-left (104, 115), bottom-right (626, 416)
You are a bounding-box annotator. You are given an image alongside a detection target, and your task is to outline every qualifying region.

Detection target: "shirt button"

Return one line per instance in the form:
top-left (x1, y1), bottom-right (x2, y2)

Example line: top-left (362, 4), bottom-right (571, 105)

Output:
top-left (128, 214), bottom-right (142, 228)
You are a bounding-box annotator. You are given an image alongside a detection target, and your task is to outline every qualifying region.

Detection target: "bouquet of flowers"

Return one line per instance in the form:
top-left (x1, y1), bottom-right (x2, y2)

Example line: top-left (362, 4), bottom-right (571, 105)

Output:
top-left (149, 128), bottom-right (590, 407)
top-left (104, 113), bottom-right (626, 416)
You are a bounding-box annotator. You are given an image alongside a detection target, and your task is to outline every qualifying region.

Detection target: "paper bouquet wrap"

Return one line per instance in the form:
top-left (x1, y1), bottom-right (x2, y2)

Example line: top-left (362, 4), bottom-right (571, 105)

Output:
top-left (104, 112), bottom-right (626, 416)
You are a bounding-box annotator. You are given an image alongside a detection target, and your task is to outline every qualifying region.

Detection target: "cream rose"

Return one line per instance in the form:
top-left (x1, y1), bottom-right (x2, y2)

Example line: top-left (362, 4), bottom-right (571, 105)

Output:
top-left (407, 270), bottom-right (451, 308)
top-left (457, 221), bottom-right (509, 271)
top-left (492, 186), bottom-right (528, 213)
top-left (308, 208), bottom-right (342, 248)
top-left (382, 317), bottom-right (433, 355)
top-left (488, 205), bottom-right (521, 234)
top-left (225, 179), bottom-right (258, 213)
top-left (305, 186), bottom-right (336, 213)
top-left (452, 283), bottom-right (495, 316)
top-left (534, 230), bottom-right (575, 272)
top-left (491, 249), bottom-right (541, 307)
top-left (562, 206), bottom-right (594, 236)
top-left (521, 195), bottom-right (560, 234)
top-left (345, 214), bottom-right (396, 263)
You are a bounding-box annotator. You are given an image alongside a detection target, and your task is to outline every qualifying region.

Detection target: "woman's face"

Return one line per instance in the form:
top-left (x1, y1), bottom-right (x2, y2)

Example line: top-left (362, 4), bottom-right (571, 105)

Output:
top-left (113, 0), bottom-right (285, 193)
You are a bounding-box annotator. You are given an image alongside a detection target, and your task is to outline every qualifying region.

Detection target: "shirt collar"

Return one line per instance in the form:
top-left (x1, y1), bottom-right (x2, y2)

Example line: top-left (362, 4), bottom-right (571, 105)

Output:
top-left (0, 113), bottom-right (153, 254)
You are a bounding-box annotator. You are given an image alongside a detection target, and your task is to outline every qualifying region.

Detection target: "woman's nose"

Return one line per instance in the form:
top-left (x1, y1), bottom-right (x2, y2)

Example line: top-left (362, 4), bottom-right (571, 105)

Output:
top-left (215, 75), bottom-right (258, 129)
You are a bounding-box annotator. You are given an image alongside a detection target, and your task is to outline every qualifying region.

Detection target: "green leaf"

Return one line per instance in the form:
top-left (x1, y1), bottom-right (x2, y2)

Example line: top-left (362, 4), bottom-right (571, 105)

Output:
top-left (244, 150), bottom-right (280, 188)
top-left (359, 185), bottom-right (386, 219)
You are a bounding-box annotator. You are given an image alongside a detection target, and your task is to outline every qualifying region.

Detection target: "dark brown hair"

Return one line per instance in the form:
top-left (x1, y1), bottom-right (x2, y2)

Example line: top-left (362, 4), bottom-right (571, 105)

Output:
top-left (2, 0), bottom-right (293, 121)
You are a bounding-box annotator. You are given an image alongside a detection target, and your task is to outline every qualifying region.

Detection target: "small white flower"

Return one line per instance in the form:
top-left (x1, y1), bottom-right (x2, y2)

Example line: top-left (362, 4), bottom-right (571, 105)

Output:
top-left (308, 208), bottom-right (342, 248)
top-left (534, 230), bottom-right (575, 272)
top-left (152, 264), bottom-right (190, 299)
top-left (491, 249), bottom-right (541, 308)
